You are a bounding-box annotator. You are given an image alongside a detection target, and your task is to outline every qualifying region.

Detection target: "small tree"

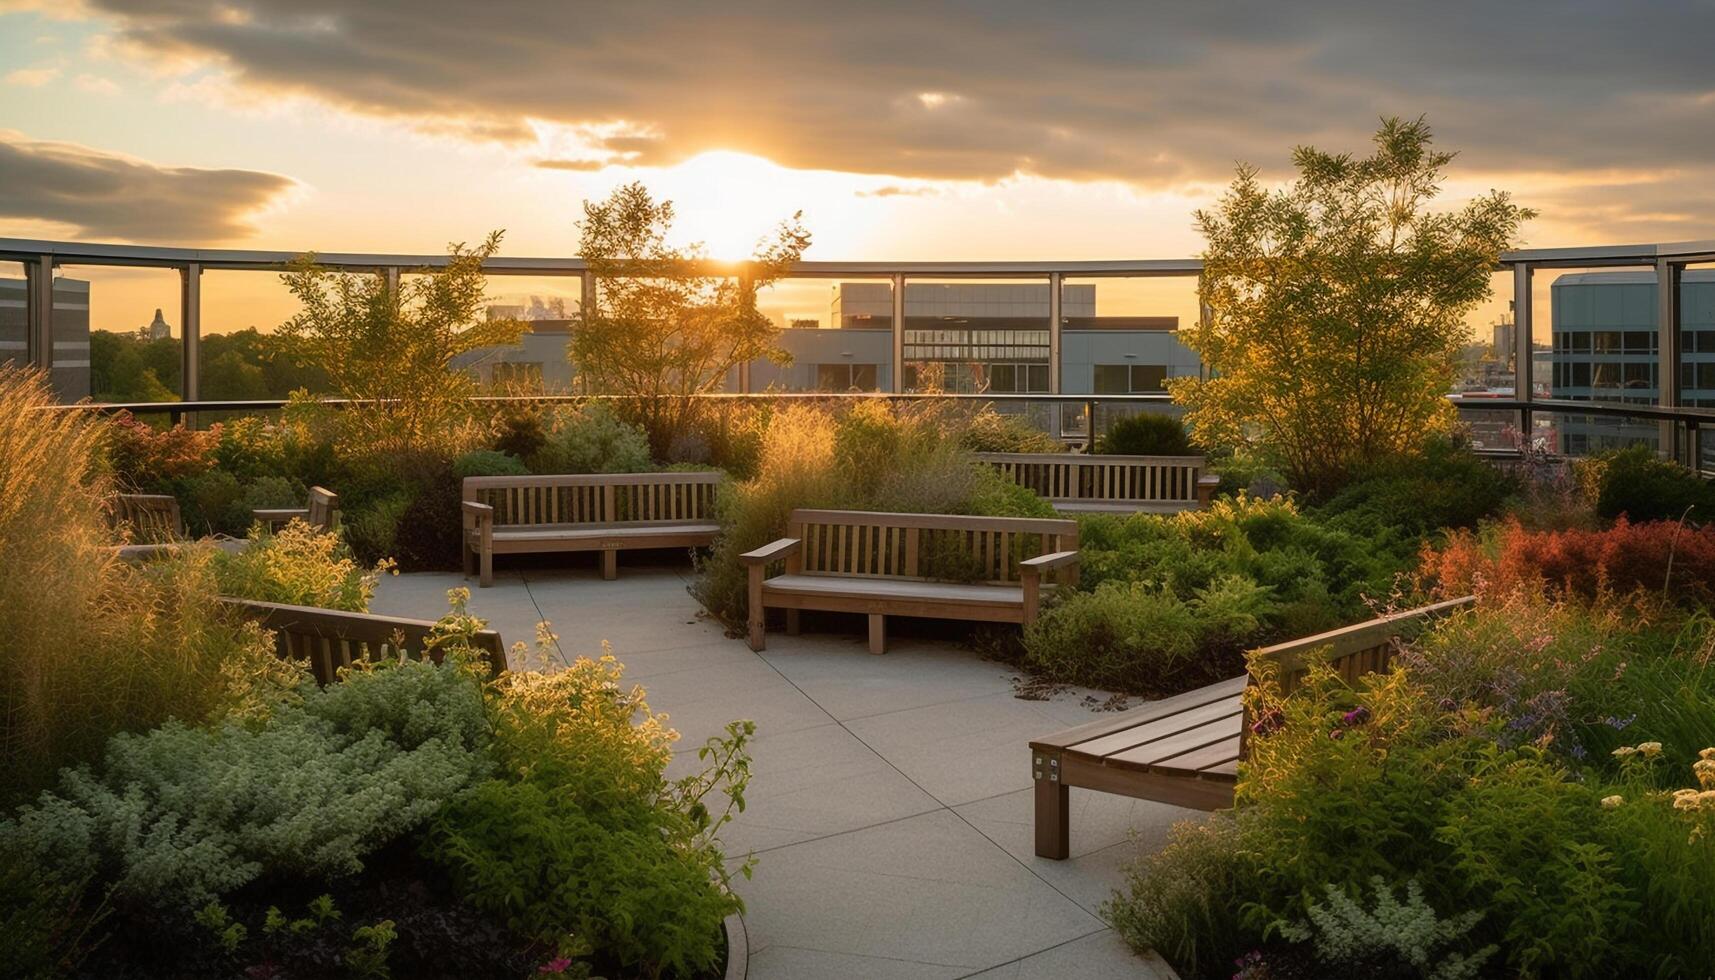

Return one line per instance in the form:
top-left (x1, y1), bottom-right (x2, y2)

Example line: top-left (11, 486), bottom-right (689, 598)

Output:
top-left (572, 182), bottom-right (810, 455)
top-left (276, 231), bottom-right (524, 456)
top-left (1174, 117), bottom-right (1534, 497)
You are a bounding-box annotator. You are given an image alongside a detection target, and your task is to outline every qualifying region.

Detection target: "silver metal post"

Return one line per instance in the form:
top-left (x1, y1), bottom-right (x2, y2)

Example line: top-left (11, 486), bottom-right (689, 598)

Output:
top-left (1512, 262), bottom-right (1533, 442)
top-left (26, 254), bottom-right (53, 380)
top-left (891, 273), bottom-right (906, 393)
top-left (1656, 258), bottom-right (1683, 461)
top-left (1047, 271), bottom-right (1062, 395)
top-left (180, 263), bottom-right (201, 404)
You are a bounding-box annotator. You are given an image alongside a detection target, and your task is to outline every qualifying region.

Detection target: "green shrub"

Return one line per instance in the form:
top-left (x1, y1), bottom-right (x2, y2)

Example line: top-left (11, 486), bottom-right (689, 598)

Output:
top-left (0, 656), bottom-right (491, 911)
top-left (1097, 412), bottom-right (1195, 456)
top-left (1272, 877), bottom-right (1495, 980)
top-left (1024, 575), bottom-right (1273, 694)
top-left (1588, 445), bottom-right (1715, 524)
top-left (344, 490), bottom-right (410, 565)
top-left (428, 650), bottom-right (753, 979)
top-left (959, 410), bottom-right (1062, 454)
top-left (0, 851), bottom-right (103, 980)
top-left (531, 402), bottom-right (654, 474)
top-left (453, 448), bottom-right (529, 479)
top-left (211, 521), bottom-right (393, 611)
top-left (1314, 438), bottom-right (1518, 554)
top-left (1105, 816), bottom-right (1249, 980)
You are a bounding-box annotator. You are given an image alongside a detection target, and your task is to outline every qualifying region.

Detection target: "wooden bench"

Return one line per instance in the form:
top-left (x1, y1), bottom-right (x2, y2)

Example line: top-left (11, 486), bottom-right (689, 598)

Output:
top-left (109, 492), bottom-right (246, 562)
top-left (976, 452), bottom-right (1219, 514)
top-left (220, 597), bottom-right (508, 684)
top-left (741, 509), bottom-right (1080, 654)
top-left (252, 486), bottom-right (339, 533)
top-left (1028, 596), bottom-right (1475, 858)
top-left (461, 472), bottom-right (723, 587)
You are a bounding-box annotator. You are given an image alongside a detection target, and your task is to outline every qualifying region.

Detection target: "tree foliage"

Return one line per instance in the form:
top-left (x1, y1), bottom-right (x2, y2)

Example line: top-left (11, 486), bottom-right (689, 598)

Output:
top-left (275, 232), bottom-right (524, 455)
top-left (1174, 117), bottom-right (1534, 497)
top-left (572, 182), bottom-right (810, 455)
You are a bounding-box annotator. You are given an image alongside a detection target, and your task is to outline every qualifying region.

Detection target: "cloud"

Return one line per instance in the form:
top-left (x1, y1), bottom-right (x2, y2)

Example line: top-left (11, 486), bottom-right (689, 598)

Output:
top-left (534, 158), bottom-right (607, 172)
top-left (858, 185), bottom-right (940, 198)
top-left (73, 73), bottom-right (119, 94)
top-left (4, 66), bottom-right (61, 86)
top-left (0, 131), bottom-right (295, 241)
top-left (33, 1), bottom-right (1715, 240)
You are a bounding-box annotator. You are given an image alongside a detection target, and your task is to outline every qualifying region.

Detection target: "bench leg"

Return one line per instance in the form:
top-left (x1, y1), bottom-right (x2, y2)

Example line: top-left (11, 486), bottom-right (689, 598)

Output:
top-left (1033, 752), bottom-right (1070, 860)
top-left (785, 609), bottom-right (800, 635)
top-left (746, 567), bottom-right (766, 652)
top-left (479, 545), bottom-right (493, 589)
top-left (868, 613), bottom-right (886, 655)
top-left (601, 549), bottom-right (618, 581)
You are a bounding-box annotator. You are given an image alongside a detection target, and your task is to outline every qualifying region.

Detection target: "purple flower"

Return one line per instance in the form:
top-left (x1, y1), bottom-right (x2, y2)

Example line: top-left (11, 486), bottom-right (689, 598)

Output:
top-left (539, 958), bottom-right (575, 975)
top-left (1342, 706), bottom-right (1371, 726)
top-left (1249, 709), bottom-right (1284, 737)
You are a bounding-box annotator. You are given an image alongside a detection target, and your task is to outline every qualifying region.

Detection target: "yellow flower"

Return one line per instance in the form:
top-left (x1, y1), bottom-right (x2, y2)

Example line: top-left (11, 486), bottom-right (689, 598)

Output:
top-left (1694, 759), bottom-right (1715, 789)
top-left (1638, 742), bottom-right (1663, 758)
top-left (1613, 746), bottom-right (1637, 758)
top-left (1700, 747), bottom-right (1715, 761)
top-left (1600, 795), bottom-right (1624, 808)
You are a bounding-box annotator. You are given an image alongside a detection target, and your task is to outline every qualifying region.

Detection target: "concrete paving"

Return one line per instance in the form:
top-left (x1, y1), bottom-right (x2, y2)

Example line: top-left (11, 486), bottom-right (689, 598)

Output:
top-left (372, 555), bottom-right (1185, 979)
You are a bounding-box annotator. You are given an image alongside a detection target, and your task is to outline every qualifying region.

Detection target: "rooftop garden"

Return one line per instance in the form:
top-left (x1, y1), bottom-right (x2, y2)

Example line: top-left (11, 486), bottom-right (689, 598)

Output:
top-left (3, 120), bottom-right (1713, 978)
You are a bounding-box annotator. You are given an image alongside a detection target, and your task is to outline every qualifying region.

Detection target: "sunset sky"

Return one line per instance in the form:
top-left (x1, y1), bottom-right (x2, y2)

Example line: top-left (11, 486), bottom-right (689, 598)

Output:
top-left (1, 1), bottom-right (1712, 335)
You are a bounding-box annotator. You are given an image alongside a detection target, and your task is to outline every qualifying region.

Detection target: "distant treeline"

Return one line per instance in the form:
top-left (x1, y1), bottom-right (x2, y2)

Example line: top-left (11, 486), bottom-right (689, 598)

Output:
top-left (90, 328), bottom-right (330, 403)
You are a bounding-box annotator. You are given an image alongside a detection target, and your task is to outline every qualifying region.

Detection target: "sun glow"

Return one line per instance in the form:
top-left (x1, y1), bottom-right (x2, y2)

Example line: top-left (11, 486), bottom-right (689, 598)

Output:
top-left (655, 150), bottom-right (820, 261)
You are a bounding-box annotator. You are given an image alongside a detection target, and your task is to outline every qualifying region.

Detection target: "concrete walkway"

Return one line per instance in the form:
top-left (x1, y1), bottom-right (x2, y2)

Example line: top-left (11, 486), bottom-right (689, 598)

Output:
top-left (372, 559), bottom-right (1186, 980)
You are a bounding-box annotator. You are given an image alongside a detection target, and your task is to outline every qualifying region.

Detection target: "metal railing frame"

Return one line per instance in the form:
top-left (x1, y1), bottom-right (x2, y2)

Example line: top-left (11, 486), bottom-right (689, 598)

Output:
top-left (7, 234), bottom-right (1714, 464)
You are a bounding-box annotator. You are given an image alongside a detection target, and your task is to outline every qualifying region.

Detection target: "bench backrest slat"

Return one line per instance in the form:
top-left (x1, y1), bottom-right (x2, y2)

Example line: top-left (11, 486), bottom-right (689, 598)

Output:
top-left (976, 452), bottom-right (1207, 504)
top-left (221, 597), bottom-right (507, 684)
top-left (111, 493), bottom-right (183, 543)
top-left (786, 508), bottom-right (1077, 585)
top-left (463, 472), bottom-right (723, 528)
top-left (305, 487), bottom-right (339, 532)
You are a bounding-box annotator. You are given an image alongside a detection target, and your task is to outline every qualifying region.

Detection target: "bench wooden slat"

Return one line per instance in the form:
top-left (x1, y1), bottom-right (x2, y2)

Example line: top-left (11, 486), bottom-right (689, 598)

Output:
top-left (1030, 598), bottom-right (1475, 860)
top-left (748, 508), bottom-right (1079, 654)
top-left (976, 452), bottom-right (1217, 513)
top-left (1064, 693), bottom-right (1245, 759)
top-left (463, 472), bottom-right (722, 586)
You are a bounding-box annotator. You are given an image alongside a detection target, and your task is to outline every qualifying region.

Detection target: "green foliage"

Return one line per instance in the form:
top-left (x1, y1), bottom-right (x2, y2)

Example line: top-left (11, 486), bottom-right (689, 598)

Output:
top-left (1176, 117), bottom-right (1534, 496)
top-left (0, 851), bottom-right (104, 980)
top-left (210, 520), bottom-right (394, 611)
top-left (0, 657), bottom-right (491, 911)
top-left (428, 646), bottom-right (753, 979)
top-left (276, 232), bottom-right (524, 456)
top-left (343, 489), bottom-right (410, 565)
top-left (530, 402), bottom-right (655, 474)
top-left (1273, 878), bottom-right (1495, 980)
top-left (1314, 438), bottom-right (1520, 555)
top-left (1052, 494), bottom-right (1396, 695)
top-left (453, 448), bottom-right (529, 479)
top-left (91, 327), bottom-right (328, 404)
top-left (1588, 445), bottom-right (1715, 524)
top-left (1024, 577), bottom-right (1271, 694)
top-left (958, 410), bottom-right (1063, 454)
top-left (1096, 412), bottom-right (1196, 456)
top-left (1105, 816), bottom-right (1249, 980)
top-left (573, 182), bottom-right (811, 455)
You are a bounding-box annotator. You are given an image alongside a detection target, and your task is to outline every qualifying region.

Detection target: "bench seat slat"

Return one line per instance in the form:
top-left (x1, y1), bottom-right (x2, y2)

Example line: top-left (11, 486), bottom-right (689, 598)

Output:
top-left (1065, 695), bottom-right (1245, 760)
top-left (489, 522), bottom-right (720, 541)
top-left (762, 573), bottom-right (1030, 608)
top-left (1030, 674), bottom-right (1247, 752)
top-left (1105, 718), bottom-right (1242, 771)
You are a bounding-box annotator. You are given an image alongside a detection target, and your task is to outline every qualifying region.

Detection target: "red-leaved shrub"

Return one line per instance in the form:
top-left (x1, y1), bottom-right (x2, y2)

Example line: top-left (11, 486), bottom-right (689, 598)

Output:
top-left (1422, 517), bottom-right (1715, 604)
top-left (103, 412), bottom-right (220, 489)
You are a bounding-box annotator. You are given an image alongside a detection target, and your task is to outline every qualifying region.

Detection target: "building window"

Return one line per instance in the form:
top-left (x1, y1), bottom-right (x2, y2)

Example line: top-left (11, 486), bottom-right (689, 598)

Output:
top-left (1623, 362), bottom-right (1652, 389)
top-left (1094, 363), bottom-right (1170, 394)
top-left (1622, 331), bottom-right (1655, 353)
top-left (1697, 363), bottom-right (1715, 390)
top-left (815, 362), bottom-right (879, 391)
top-left (1594, 331), bottom-right (1621, 354)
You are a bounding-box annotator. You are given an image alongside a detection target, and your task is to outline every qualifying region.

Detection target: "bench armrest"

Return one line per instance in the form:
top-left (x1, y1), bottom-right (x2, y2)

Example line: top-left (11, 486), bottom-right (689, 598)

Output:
top-left (741, 537), bottom-right (801, 566)
top-left (462, 500), bottom-right (494, 530)
top-left (1020, 550), bottom-right (1080, 573)
top-left (1196, 473), bottom-right (1221, 505)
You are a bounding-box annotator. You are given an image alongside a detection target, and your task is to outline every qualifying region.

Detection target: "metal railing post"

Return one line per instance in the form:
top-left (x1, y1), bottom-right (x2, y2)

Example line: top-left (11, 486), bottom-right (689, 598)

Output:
top-left (180, 262), bottom-right (202, 427)
top-left (25, 254), bottom-right (53, 382)
top-left (1512, 262), bottom-right (1533, 447)
top-left (891, 273), bottom-right (906, 393)
top-left (1047, 271), bottom-right (1062, 395)
top-left (1657, 257), bottom-right (1684, 462)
